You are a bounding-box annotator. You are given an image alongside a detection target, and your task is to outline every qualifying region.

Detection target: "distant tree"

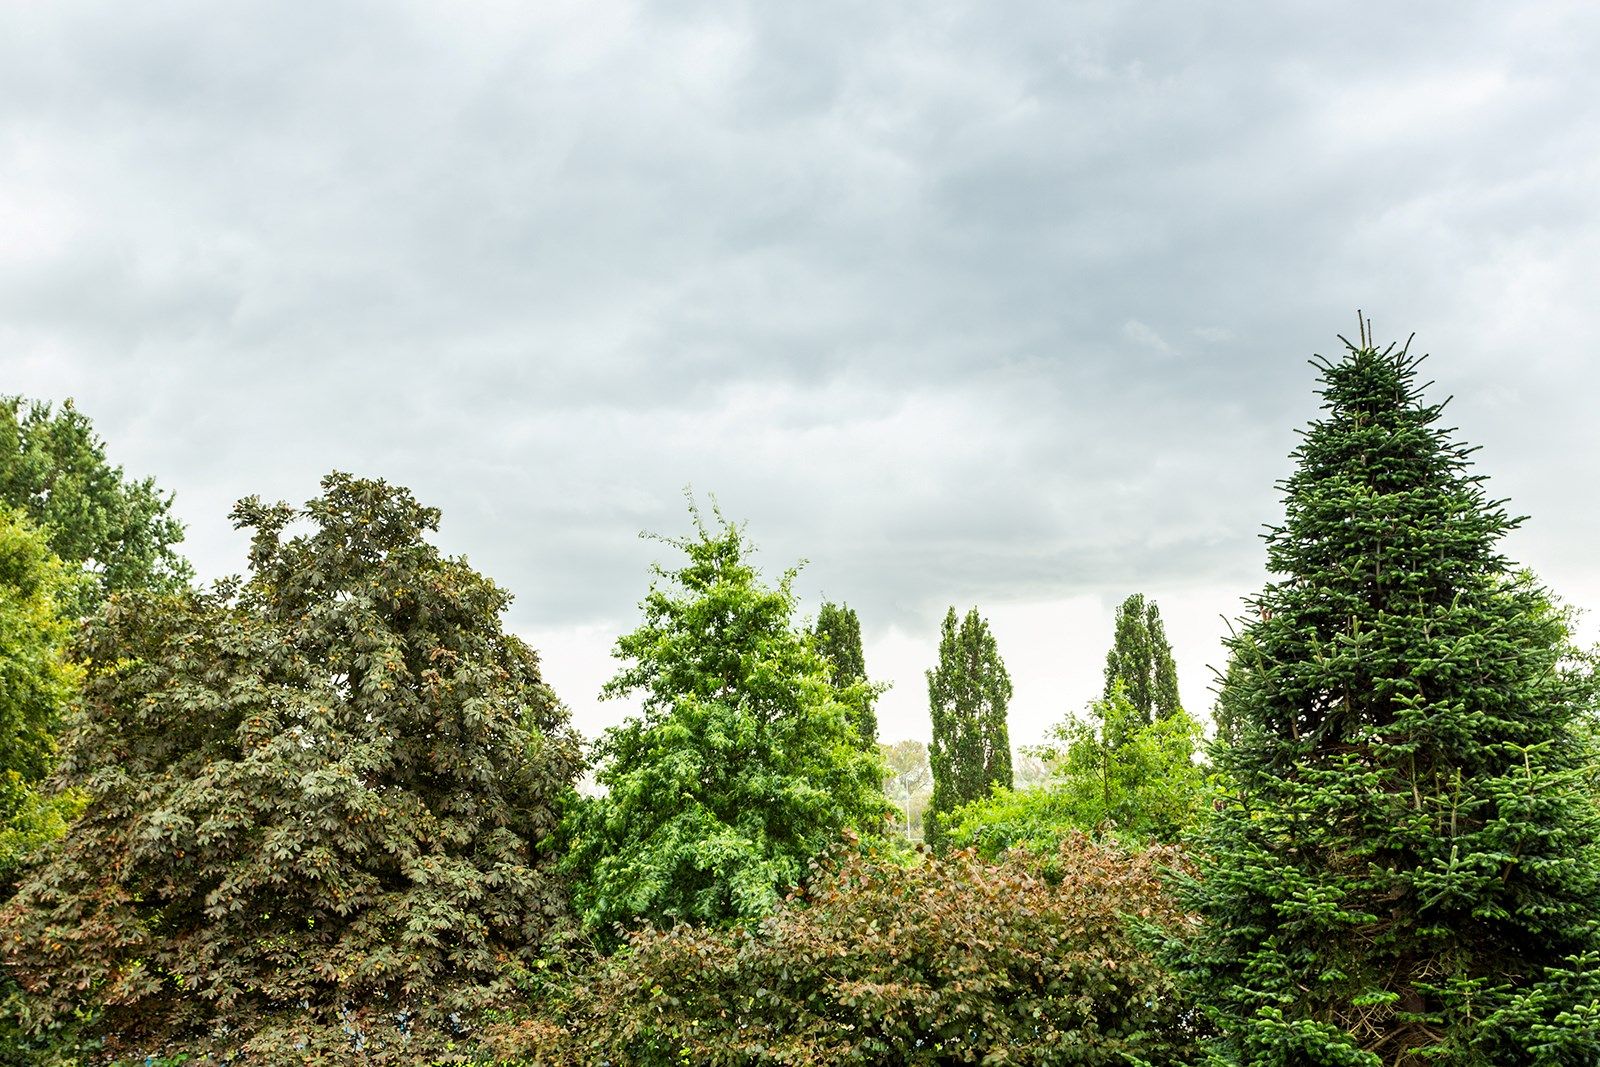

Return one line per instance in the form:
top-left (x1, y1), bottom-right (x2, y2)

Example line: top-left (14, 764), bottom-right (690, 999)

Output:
top-left (0, 397), bottom-right (192, 615)
top-left (0, 474), bottom-right (582, 1061)
top-left (562, 501), bottom-right (889, 938)
top-left (880, 739), bottom-right (932, 839)
top-left (925, 607), bottom-right (1013, 852)
top-left (948, 683), bottom-right (1207, 857)
top-left (1170, 337), bottom-right (1600, 1064)
top-left (814, 601), bottom-right (878, 749)
top-left (1103, 593), bottom-right (1181, 742)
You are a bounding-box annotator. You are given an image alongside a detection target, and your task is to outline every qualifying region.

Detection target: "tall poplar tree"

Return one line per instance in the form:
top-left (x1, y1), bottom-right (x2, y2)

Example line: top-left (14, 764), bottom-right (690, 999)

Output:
top-left (814, 601), bottom-right (878, 749)
top-left (925, 607), bottom-right (1013, 852)
top-left (1172, 336), bottom-right (1600, 1064)
top-left (1102, 593), bottom-right (1181, 735)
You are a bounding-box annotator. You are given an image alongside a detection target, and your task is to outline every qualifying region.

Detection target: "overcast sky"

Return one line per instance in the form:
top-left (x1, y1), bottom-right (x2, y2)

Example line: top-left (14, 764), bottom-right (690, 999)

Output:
top-left (6, 2), bottom-right (1599, 747)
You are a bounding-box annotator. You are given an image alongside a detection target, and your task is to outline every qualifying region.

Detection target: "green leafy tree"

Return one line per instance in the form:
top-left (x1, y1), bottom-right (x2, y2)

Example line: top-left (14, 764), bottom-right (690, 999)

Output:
top-left (1103, 592), bottom-right (1181, 743)
top-left (562, 501), bottom-right (889, 938)
top-left (925, 606), bottom-right (1013, 852)
top-left (0, 473), bottom-right (582, 1061)
top-left (0, 511), bottom-right (85, 835)
top-left (1170, 337), bottom-right (1600, 1064)
top-left (0, 512), bottom-right (89, 1064)
top-left (814, 601), bottom-right (878, 750)
top-left (950, 683), bottom-right (1208, 856)
top-left (0, 397), bottom-right (192, 615)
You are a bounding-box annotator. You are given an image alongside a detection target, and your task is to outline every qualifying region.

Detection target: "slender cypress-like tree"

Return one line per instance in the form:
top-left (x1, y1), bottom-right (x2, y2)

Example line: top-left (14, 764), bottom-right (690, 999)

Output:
top-left (1172, 334), bottom-right (1600, 1065)
top-left (1103, 593), bottom-right (1181, 724)
top-left (925, 607), bottom-right (1013, 852)
top-left (814, 601), bottom-right (878, 750)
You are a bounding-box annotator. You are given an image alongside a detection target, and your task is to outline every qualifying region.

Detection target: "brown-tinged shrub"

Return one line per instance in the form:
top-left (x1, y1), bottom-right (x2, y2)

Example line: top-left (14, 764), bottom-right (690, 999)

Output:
top-left (489, 832), bottom-right (1202, 1065)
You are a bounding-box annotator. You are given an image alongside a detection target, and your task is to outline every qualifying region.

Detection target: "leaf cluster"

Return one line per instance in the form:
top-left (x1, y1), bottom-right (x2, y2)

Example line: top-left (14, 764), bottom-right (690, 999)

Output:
top-left (0, 397), bottom-right (192, 615)
top-left (491, 834), bottom-right (1203, 1065)
top-left (0, 473), bottom-right (582, 1060)
top-left (562, 501), bottom-right (889, 938)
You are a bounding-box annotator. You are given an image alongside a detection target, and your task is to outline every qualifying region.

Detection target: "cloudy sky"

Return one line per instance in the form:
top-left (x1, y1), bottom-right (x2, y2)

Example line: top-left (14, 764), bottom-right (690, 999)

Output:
top-left (6, 2), bottom-right (1599, 746)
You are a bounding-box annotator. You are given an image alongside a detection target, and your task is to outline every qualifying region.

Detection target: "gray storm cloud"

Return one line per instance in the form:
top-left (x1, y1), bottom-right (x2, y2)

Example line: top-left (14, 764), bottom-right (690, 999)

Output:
top-left (6, 1), bottom-right (1598, 737)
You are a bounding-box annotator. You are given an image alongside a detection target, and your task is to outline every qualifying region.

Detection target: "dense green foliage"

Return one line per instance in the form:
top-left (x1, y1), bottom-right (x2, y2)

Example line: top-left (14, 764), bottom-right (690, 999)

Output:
top-left (1171, 340), bottom-right (1600, 1064)
top-left (1103, 592), bottom-right (1182, 742)
top-left (924, 606), bottom-right (1013, 852)
top-left (0, 511), bottom-right (84, 864)
top-left (562, 503), bottom-right (890, 939)
top-left (0, 474), bottom-right (582, 1061)
top-left (0, 397), bottom-right (191, 615)
top-left (813, 601), bottom-right (877, 749)
top-left (494, 835), bottom-right (1201, 1065)
top-left (0, 513), bottom-right (89, 1066)
top-left (945, 595), bottom-right (1205, 855)
top-left (5, 324), bottom-right (1599, 1064)
top-left (948, 682), bottom-right (1208, 856)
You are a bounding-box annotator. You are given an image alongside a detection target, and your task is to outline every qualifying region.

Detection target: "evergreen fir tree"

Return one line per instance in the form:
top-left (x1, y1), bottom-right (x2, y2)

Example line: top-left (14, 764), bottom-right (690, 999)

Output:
top-left (925, 606), bottom-right (1014, 852)
top-left (1103, 592), bottom-right (1182, 746)
top-left (1172, 334), bottom-right (1600, 1065)
top-left (814, 601), bottom-right (878, 749)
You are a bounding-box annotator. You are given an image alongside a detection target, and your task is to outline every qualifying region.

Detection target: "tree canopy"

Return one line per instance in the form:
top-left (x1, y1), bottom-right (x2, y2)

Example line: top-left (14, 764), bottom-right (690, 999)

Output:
top-left (924, 606), bottom-right (1013, 852)
top-left (0, 510), bottom-right (88, 906)
top-left (562, 501), bottom-right (889, 938)
top-left (1171, 337), bottom-right (1600, 1064)
top-left (0, 397), bottom-right (192, 615)
top-left (813, 600), bottom-right (877, 750)
top-left (0, 473), bottom-right (582, 1061)
top-left (1102, 592), bottom-right (1181, 741)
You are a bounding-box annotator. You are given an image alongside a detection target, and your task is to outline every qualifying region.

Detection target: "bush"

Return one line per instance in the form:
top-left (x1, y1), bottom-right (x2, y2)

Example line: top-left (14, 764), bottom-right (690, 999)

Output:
top-left (491, 834), bottom-right (1202, 1065)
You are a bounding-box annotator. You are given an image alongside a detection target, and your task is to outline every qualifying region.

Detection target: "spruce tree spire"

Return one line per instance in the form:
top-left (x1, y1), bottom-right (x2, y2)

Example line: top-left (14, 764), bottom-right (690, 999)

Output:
top-left (1173, 336), bottom-right (1600, 1065)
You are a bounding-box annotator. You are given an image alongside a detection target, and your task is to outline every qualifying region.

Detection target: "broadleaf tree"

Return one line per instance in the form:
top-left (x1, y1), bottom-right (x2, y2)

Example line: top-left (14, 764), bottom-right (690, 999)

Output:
top-left (0, 511), bottom-right (86, 852)
top-left (949, 682), bottom-right (1207, 856)
top-left (0, 397), bottom-right (192, 615)
top-left (562, 500), bottom-right (890, 939)
top-left (925, 606), bottom-right (1013, 852)
top-left (1170, 336), bottom-right (1600, 1064)
top-left (0, 473), bottom-right (582, 1061)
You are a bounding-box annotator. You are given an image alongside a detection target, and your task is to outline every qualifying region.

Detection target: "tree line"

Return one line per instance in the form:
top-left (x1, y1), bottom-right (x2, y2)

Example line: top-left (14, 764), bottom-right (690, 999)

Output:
top-left (2, 332), bottom-right (1599, 1065)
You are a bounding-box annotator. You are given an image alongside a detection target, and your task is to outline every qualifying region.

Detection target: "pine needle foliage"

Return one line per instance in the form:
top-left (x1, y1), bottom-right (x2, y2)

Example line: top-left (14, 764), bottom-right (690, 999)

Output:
top-left (562, 500), bottom-right (889, 939)
top-left (0, 473), bottom-right (582, 1061)
top-left (924, 606), bottom-right (1013, 853)
top-left (1171, 337), bottom-right (1600, 1065)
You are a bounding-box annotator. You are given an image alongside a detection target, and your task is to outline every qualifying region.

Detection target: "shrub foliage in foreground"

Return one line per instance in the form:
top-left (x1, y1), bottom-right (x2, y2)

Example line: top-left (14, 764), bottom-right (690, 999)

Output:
top-left (0, 474), bottom-right (583, 1061)
top-left (497, 834), bottom-right (1201, 1065)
